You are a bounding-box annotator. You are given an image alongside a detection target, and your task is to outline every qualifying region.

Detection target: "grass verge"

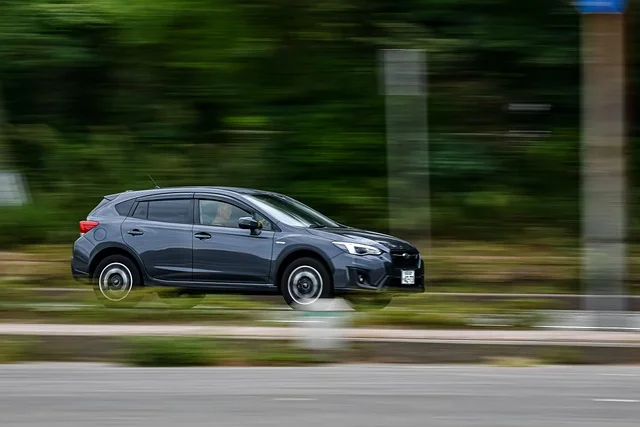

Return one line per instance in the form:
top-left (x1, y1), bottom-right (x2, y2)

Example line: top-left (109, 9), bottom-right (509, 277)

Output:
top-left (0, 335), bottom-right (636, 365)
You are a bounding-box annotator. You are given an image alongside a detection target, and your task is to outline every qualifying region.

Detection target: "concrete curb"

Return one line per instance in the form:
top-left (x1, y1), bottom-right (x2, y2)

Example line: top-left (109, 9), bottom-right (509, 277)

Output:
top-left (0, 323), bottom-right (638, 343)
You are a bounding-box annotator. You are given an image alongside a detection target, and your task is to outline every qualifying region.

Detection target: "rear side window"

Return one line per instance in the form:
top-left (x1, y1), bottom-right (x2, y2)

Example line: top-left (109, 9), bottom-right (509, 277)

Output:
top-left (88, 197), bottom-right (111, 216)
top-left (147, 199), bottom-right (192, 224)
top-left (132, 201), bottom-right (148, 219)
top-left (115, 199), bottom-right (135, 216)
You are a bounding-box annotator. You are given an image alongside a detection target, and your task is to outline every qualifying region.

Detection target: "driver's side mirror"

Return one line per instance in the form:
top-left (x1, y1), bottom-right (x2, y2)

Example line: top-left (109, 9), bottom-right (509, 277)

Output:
top-left (238, 216), bottom-right (262, 231)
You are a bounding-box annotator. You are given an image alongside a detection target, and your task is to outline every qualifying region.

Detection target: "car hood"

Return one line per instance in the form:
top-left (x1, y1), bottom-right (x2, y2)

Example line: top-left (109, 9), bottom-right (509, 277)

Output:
top-left (307, 227), bottom-right (417, 252)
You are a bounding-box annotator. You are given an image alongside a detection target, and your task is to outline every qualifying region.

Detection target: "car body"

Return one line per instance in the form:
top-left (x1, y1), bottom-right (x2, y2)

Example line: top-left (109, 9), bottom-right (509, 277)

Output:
top-left (71, 186), bottom-right (425, 310)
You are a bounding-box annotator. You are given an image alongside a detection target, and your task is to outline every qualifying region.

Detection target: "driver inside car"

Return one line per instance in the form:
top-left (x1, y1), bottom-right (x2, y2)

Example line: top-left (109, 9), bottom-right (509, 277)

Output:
top-left (211, 202), bottom-right (235, 227)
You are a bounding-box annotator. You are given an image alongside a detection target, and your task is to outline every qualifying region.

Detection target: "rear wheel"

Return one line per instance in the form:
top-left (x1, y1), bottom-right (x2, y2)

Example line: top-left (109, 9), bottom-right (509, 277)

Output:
top-left (281, 257), bottom-right (332, 311)
top-left (157, 289), bottom-right (206, 309)
top-left (93, 255), bottom-right (144, 308)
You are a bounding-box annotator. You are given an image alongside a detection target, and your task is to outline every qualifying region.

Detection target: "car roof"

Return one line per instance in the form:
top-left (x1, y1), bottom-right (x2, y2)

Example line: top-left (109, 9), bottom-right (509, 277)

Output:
top-left (110, 186), bottom-right (279, 200)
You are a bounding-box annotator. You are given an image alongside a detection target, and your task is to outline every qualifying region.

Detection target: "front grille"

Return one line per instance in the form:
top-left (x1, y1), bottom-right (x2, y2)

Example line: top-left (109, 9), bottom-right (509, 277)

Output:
top-left (390, 250), bottom-right (420, 268)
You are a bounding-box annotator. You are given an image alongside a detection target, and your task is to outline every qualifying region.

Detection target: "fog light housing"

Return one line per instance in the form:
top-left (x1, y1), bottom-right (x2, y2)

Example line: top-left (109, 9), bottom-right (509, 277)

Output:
top-left (350, 269), bottom-right (371, 287)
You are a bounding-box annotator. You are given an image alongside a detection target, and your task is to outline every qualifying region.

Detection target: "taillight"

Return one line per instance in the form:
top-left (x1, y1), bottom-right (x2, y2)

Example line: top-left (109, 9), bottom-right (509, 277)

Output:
top-left (79, 220), bottom-right (100, 234)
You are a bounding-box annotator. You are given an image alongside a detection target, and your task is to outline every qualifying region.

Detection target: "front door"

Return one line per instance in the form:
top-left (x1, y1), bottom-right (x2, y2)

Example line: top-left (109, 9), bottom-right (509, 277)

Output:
top-left (192, 197), bottom-right (274, 284)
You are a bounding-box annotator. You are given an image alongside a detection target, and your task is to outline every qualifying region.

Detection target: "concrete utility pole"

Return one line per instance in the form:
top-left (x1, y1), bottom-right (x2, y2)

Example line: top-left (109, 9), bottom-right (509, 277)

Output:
top-left (380, 49), bottom-right (429, 249)
top-left (577, 1), bottom-right (628, 328)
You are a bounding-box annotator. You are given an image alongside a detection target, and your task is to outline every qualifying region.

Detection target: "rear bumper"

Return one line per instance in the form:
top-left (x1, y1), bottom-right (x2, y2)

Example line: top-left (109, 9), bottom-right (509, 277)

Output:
top-left (71, 235), bottom-right (95, 282)
top-left (71, 256), bottom-right (90, 282)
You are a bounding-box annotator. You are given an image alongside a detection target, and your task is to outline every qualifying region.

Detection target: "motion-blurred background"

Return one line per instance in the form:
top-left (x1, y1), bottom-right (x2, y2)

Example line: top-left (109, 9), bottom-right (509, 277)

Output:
top-left (0, 0), bottom-right (638, 326)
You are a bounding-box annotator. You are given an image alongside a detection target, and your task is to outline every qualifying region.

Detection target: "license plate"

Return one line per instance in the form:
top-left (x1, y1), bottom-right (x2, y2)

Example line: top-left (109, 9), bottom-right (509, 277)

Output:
top-left (401, 270), bottom-right (415, 285)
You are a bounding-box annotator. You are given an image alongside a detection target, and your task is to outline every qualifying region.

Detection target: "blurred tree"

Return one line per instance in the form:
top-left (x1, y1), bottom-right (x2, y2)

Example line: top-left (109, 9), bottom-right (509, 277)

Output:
top-left (0, 0), bottom-right (633, 246)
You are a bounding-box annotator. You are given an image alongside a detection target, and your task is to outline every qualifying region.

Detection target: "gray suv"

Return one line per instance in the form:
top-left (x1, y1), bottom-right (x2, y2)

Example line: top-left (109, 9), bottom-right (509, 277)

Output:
top-left (71, 187), bottom-right (425, 310)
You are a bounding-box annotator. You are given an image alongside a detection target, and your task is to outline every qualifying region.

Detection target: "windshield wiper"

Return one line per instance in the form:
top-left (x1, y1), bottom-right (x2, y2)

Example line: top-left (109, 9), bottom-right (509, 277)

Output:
top-left (308, 224), bottom-right (327, 229)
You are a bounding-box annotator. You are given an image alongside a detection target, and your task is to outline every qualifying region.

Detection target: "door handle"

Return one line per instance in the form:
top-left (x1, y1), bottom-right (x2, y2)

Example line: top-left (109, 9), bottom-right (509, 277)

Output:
top-left (194, 232), bottom-right (212, 240)
top-left (127, 229), bottom-right (144, 236)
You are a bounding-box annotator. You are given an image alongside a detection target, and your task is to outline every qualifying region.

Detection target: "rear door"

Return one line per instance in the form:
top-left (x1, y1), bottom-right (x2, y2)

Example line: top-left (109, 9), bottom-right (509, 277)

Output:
top-left (121, 193), bottom-right (194, 282)
top-left (192, 194), bottom-right (274, 284)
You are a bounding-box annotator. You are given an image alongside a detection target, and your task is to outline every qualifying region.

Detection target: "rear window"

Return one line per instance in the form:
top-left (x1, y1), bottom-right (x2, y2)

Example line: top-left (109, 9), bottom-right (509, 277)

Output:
top-left (115, 199), bottom-right (135, 216)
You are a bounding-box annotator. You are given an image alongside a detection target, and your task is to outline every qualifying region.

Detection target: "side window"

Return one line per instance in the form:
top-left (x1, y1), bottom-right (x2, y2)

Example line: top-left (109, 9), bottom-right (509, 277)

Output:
top-left (199, 200), bottom-right (251, 228)
top-left (147, 199), bottom-right (192, 224)
top-left (116, 199), bottom-right (135, 217)
top-left (132, 201), bottom-right (148, 220)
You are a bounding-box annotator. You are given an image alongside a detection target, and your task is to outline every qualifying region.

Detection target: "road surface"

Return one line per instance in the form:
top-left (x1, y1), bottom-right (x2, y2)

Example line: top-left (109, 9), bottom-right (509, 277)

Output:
top-left (1, 363), bottom-right (639, 426)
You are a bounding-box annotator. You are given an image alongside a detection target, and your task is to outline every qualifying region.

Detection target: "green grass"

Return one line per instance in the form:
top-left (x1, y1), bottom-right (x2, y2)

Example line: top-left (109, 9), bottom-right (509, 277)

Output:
top-left (352, 295), bottom-right (554, 329)
top-left (4, 241), bottom-right (640, 295)
top-left (0, 241), bottom-right (638, 330)
top-left (0, 280), bottom-right (562, 329)
top-left (0, 304), bottom-right (259, 325)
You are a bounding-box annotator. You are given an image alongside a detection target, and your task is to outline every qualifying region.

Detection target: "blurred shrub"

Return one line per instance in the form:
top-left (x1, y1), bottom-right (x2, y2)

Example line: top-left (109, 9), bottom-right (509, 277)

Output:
top-left (0, 203), bottom-right (60, 249)
top-left (122, 337), bottom-right (328, 367)
top-left (540, 347), bottom-right (587, 365)
top-left (0, 338), bottom-right (36, 363)
top-left (485, 356), bottom-right (540, 367)
top-left (245, 347), bottom-right (321, 366)
top-left (124, 337), bottom-right (216, 367)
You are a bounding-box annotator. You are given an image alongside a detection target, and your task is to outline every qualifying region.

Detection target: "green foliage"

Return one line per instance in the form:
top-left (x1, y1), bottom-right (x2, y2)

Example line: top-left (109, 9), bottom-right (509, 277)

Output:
top-left (0, 0), bottom-right (634, 244)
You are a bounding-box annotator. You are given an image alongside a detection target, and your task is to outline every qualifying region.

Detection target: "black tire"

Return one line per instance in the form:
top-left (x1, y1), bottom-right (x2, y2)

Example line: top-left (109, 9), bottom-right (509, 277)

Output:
top-left (281, 257), bottom-right (332, 311)
top-left (345, 295), bottom-right (392, 312)
top-left (157, 289), bottom-right (206, 309)
top-left (93, 255), bottom-right (144, 308)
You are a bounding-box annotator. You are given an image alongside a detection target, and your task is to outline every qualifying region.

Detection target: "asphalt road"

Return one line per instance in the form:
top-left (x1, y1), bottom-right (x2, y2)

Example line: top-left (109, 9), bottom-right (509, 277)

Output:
top-left (1, 364), bottom-right (639, 426)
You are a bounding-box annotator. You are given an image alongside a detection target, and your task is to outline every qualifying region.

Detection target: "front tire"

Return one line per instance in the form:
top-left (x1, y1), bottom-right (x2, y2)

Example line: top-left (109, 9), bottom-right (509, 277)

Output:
top-left (93, 255), bottom-right (144, 308)
top-left (281, 257), bottom-right (332, 311)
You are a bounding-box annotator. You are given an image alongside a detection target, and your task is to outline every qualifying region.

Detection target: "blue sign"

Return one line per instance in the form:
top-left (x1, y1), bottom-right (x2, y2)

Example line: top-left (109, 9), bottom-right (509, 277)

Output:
top-left (576, 0), bottom-right (626, 13)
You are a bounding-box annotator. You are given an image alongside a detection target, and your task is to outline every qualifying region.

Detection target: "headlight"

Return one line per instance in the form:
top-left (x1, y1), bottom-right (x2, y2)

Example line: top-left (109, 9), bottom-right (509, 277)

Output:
top-left (332, 241), bottom-right (383, 256)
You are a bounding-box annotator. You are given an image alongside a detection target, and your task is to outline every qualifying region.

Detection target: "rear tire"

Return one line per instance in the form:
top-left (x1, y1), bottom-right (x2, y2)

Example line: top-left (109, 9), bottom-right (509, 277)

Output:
top-left (157, 289), bottom-right (206, 309)
top-left (281, 257), bottom-right (332, 311)
top-left (93, 255), bottom-right (144, 308)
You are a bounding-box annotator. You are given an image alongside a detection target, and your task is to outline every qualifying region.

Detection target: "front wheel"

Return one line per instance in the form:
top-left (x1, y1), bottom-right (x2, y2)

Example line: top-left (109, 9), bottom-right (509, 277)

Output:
top-left (93, 255), bottom-right (144, 308)
top-left (281, 257), bottom-right (332, 311)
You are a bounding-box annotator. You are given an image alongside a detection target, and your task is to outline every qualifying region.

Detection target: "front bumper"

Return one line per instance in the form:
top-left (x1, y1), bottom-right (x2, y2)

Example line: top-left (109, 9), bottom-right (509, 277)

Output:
top-left (331, 251), bottom-right (425, 295)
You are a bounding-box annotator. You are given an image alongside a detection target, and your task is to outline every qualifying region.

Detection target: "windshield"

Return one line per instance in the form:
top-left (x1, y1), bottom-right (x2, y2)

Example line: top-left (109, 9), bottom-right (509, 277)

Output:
top-left (245, 194), bottom-right (342, 228)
